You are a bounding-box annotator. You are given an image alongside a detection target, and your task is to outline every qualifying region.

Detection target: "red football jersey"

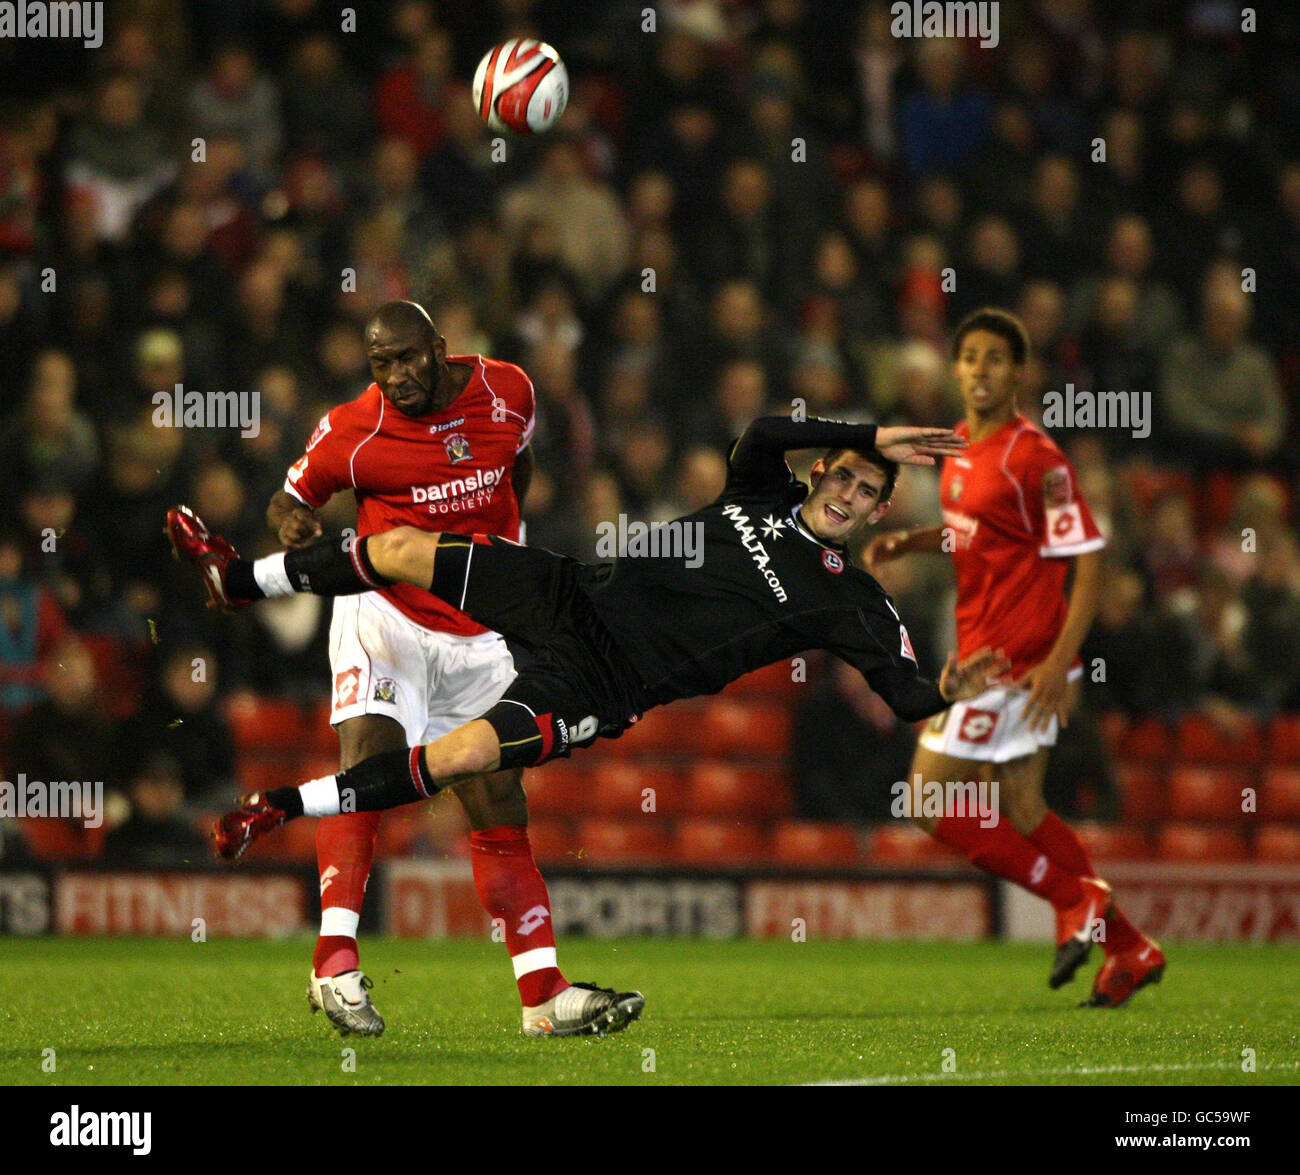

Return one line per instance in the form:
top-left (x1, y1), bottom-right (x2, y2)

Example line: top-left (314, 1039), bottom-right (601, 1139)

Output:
top-left (284, 355), bottom-right (535, 634)
top-left (940, 414), bottom-right (1104, 678)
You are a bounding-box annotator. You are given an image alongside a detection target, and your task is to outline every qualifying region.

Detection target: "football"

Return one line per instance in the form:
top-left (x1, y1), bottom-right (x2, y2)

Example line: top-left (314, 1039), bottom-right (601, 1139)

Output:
top-left (472, 38), bottom-right (569, 135)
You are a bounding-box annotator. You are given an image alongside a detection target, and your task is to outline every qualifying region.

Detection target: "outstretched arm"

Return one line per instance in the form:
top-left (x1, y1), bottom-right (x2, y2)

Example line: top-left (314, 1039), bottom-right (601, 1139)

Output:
top-left (729, 415), bottom-right (965, 491)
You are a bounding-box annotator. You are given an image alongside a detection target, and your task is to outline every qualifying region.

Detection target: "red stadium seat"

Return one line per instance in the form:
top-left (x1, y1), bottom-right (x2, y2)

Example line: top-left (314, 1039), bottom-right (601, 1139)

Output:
top-left (726, 660), bottom-right (802, 701)
top-left (1116, 761), bottom-right (1166, 823)
top-left (685, 761), bottom-right (793, 819)
top-left (225, 696), bottom-right (306, 752)
top-left (1167, 766), bottom-right (1252, 822)
top-left (771, 821), bottom-right (860, 867)
top-left (1116, 718), bottom-right (1172, 761)
top-left (698, 698), bottom-right (792, 759)
top-left (1262, 767), bottom-right (1300, 820)
top-left (1267, 715), bottom-right (1300, 765)
top-left (524, 818), bottom-right (576, 865)
top-left (674, 819), bottom-right (768, 865)
top-left (1174, 715), bottom-right (1264, 765)
top-left (867, 823), bottom-right (955, 865)
top-left (575, 818), bottom-right (673, 864)
top-left (1200, 470), bottom-right (1243, 530)
top-left (237, 756), bottom-right (296, 797)
top-left (303, 699), bottom-right (337, 755)
top-left (607, 703), bottom-right (703, 757)
top-left (1072, 821), bottom-right (1151, 860)
top-left (242, 814), bottom-right (319, 863)
top-left (1155, 823), bottom-right (1248, 862)
top-left (588, 761), bottom-right (683, 817)
top-left (521, 762), bottom-right (589, 817)
top-left (1254, 825), bottom-right (1300, 862)
top-left (18, 818), bottom-right (105, 860)
top-left (1098, 711), bottom-right (1128, 752)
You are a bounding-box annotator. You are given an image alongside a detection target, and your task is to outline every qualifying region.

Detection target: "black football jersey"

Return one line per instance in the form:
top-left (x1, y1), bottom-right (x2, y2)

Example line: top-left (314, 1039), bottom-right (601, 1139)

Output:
top-left (583, 416), bottom-right (948, 720)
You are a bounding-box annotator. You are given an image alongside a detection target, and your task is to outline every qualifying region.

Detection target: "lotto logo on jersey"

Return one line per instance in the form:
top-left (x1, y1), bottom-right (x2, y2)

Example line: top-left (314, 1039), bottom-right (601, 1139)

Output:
top-left (334, 667), bottom-right (361, 709)
top-left (1046, 501), bottom-right (1086, 546)
top-left (958, 708), bottom-right (999, 744)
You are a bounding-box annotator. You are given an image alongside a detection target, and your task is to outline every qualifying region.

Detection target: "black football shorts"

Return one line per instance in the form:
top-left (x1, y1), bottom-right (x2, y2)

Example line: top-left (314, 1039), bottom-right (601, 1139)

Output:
top-left (430, 535), bottom-right (649, 767)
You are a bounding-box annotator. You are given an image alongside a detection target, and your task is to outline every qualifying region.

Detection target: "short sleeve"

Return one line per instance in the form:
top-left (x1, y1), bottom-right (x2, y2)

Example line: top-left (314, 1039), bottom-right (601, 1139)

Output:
top-left (1025, 441), bottom-right (1105, 558)
top-left (284, 410), bottom-right (350, 509)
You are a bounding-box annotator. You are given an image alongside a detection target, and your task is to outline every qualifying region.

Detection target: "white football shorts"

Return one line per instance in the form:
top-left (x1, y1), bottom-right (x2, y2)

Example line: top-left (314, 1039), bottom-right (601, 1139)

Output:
top-left (918, 668), bottom-right (1080, 764)
top-left (328, 592), bottom-right (517, 745)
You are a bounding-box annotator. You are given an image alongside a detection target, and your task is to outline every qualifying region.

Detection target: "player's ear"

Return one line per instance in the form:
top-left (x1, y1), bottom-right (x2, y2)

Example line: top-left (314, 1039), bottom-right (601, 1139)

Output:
top-left (809, 458), bottom-right (826, 488)
top-left (867, 497), bottom-right (892, 525)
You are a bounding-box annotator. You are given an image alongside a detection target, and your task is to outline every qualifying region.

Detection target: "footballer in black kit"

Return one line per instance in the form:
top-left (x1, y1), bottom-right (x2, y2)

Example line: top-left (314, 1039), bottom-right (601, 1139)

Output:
top-left (164, 414), bottom-right (1008, 854)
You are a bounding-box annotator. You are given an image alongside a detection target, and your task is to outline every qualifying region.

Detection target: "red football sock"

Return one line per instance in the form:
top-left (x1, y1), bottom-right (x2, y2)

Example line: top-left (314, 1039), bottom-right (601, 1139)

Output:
top-left (470, 826), bottom-right (568, 1007)
top-left (1029, 812), bottom-right (1142, 952)
top-left (932, 814), bottom-right (1084, 908)
top-left (313, 810), bottom-right (382, 977)
top-left (1028, 812), bottom-right (1095, 877)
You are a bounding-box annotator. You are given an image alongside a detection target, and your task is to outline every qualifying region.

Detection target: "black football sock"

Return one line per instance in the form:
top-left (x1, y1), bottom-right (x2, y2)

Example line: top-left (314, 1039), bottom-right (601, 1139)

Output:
top-left (275, 747), bottom-right (441, 815)
top-left (265, 786), bottom-right (304, 818)
top-left (281, 535), bottom-right (394, 596)
top-left (224, 560), bottom-right (265, 602)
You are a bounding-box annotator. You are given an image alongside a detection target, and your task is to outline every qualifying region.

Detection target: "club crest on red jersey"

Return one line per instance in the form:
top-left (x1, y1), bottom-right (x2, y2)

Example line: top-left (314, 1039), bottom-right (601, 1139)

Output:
top-left (445, 432), bottom-right (473, 463)
top-left (950, 475), bottom-right (964, 501)
top-left (822, 550), bottom-right (844, 573)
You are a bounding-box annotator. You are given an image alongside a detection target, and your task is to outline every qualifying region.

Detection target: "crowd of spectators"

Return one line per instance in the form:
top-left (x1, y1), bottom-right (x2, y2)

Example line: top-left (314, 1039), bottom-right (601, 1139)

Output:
top-left (0, 0), bottom-right (1297, 845)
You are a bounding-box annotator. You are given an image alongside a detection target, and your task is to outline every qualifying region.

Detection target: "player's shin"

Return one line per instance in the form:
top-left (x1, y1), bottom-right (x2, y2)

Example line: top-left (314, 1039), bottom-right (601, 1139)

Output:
top-left (238, 535), bottom-right (396, 599)
top-left (267, 746), bottom-right (440, 818)
top-left (314, 812), bottom-right (381, 977)
top-left (470, 826), bottom-right (568, 1006)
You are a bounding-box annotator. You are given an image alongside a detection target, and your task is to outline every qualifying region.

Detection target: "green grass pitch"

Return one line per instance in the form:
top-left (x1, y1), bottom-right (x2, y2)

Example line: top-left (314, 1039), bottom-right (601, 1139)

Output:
top-left (3, 937), bottom-right (1298, 1086)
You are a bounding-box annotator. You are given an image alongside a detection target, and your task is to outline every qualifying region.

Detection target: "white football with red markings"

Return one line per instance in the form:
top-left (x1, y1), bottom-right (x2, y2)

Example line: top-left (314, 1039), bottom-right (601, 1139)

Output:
top-left (472, 39), bottom-right (569, 134)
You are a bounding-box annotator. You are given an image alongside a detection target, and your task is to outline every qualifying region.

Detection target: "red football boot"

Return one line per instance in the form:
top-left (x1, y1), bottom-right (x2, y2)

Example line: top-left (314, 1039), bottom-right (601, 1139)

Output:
top-left (1049, 876), bottom-right (1113, 989)
top-left (164, 504), bottom-right (250, 610)
top-left (1083, 935), bottom-right (1166, 1008)
top-left (213, 793), bottom-right (287, 860)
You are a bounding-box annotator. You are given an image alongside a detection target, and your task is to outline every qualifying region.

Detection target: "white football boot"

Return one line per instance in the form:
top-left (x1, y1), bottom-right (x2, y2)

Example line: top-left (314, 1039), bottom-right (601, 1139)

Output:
top-left (522, 982), bottom-right (645, 1038)
top-left (308, 970), bottom-right (386, 1037)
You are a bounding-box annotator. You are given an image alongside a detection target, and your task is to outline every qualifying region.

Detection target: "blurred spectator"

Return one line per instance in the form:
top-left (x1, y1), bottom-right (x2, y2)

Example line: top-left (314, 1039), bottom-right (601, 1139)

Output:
top-left (187, 43), bottom-right (283, 185)
top-left (899, 38), bottom-right (992, 177)
top-left (104, 750), bottom-right (209, 865)
top-left (1160, 273), bottom-right (1286, 467)
top-left (0, 350), bottom-right (100, 500)
top-left (500, 138), bottom-right (630, 304)
top-left (119, 643), bottom-right (236, 805)
top-left (374, 29), bottom-right (456, 160)
top-left (280, 33), bottom-right (371, 163)
top-left (64, 73), bottom-right (174, 243)
top-left (0, 532), bottom-right (65, 717)
top-left (8, 636), bottom-right (115, 858)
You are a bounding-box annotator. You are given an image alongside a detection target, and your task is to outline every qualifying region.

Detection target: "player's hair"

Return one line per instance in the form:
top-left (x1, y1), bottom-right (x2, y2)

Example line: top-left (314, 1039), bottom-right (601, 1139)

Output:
top-left (952, 307), bottom-right (1030, 365)
top-left (821, 448), bottom-right (899, 503)
top-left (368, 300), bottom-right (437, 342)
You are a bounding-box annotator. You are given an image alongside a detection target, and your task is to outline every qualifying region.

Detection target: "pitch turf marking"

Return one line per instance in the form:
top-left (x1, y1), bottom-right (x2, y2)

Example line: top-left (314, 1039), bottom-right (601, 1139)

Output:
top-left (808, 1060), bottom-right (1300, 1086)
